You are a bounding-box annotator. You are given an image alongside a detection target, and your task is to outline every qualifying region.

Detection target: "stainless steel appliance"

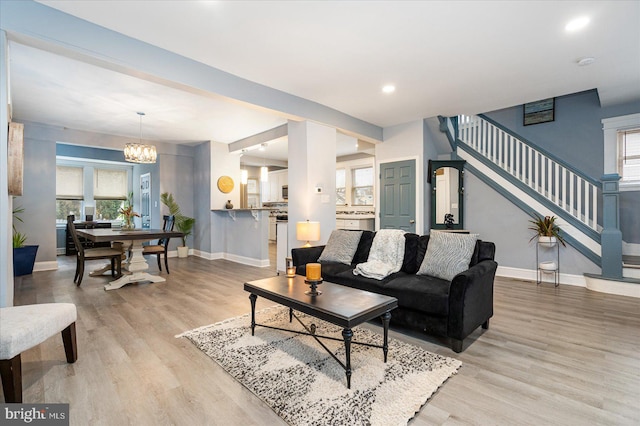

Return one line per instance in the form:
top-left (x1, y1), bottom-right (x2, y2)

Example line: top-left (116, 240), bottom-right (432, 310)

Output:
top-left (282, 185), bottom-right (288, 200)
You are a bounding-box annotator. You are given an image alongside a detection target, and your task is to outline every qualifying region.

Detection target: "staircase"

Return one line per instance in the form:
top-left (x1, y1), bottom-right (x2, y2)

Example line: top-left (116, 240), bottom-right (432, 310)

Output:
top-left (439, 114), bottom-right (640, 297)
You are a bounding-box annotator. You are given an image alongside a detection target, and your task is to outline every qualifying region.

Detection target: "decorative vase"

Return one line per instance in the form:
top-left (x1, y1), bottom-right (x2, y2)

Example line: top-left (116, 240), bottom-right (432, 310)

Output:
top-left (538, 236), bottom-right (557, 247)
top-left (225, 200), bottom-right (233, 209)
top-left (122, 216), bottom-right (134, 230)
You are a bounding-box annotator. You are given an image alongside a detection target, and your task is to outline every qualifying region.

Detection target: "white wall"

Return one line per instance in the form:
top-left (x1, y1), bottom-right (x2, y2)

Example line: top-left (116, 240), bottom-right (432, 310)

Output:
top-left (210, 142), bottom-right (241, 210)
top-left (377, 120), bottom-right (425, 234)
top-left (288, 120), bottom-right (337, 251)
top-left (1, 30), bottom-right (12, 307)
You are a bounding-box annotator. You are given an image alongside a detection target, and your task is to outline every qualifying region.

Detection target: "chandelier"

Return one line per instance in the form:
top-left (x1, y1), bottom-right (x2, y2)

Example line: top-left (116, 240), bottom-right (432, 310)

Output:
top-left (124, 112), bottom-right (157, 164)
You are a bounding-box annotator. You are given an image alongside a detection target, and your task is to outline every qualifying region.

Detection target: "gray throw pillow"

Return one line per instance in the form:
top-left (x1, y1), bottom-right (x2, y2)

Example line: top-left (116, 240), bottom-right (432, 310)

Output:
top-left (318, 230), bottom-right (363, 265)
top-left (417, 231), bottom-right (479, 281)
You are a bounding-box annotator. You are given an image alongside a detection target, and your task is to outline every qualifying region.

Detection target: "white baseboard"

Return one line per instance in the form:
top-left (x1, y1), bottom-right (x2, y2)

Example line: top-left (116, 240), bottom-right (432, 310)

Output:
top-left (623, 241), bottom-right (640, 256)
top-left (191, 250), bottom-right (270, 267)
top-left (224, 253), bottom-right (270, 268)
top-left (56, 248), bottom-right (66, 256)
top-left (496, 266), bottom-right (586, 287)
top-left (33, 261), bottom-right (58, 272)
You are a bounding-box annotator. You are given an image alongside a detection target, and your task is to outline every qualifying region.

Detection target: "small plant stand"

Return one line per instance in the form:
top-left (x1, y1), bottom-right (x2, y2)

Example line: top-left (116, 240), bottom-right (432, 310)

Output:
top-left (536, 239), bottom-right (559, 287)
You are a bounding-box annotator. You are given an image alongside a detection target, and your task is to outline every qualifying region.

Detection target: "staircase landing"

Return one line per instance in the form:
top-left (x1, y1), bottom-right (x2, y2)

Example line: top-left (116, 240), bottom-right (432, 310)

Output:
top-left (584, 273), bottom-right (640, 298)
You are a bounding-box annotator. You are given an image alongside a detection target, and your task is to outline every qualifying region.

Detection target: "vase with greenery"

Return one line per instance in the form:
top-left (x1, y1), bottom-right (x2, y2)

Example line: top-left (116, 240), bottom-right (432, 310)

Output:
top-left (119, 192), bottom-right (139, 230)
top-left (528, 213), bottom-right (566, 247)
top-left (12, 202), bottom-right (39, 276)
top-left (160, 192), bottom-right (195, 257)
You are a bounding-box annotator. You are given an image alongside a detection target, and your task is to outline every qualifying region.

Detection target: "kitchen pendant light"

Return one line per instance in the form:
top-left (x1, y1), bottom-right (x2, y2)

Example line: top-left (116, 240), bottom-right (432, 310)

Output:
top-left (124, 112), bottom-right (157, 164)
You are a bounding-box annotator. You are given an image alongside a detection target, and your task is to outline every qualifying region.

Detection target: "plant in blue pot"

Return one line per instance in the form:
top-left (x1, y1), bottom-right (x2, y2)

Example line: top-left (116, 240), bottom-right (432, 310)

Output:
top-left (12, 204), bottom-right (39, 276)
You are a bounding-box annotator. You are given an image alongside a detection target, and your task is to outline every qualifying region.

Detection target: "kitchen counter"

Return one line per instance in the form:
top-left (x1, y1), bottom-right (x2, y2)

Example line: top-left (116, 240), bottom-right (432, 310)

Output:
top-left (336, 214), bottom-right (375, 220)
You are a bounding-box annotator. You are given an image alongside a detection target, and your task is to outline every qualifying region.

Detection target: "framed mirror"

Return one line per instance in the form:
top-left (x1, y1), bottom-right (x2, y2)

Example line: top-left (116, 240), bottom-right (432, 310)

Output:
top-left (428, 160), bottom-right (466, 230)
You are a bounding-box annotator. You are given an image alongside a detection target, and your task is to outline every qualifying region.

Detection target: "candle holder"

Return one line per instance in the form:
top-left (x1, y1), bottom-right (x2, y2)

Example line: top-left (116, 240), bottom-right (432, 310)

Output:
top-left (285, 257), bottom-right (296, 278)
top-left (304, 278), bottom-right (323, 296)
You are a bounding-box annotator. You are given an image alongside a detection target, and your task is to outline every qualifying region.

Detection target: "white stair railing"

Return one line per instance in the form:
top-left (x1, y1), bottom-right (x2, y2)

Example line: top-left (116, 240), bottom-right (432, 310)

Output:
top-left (458, 115), bottom-right (599, 231)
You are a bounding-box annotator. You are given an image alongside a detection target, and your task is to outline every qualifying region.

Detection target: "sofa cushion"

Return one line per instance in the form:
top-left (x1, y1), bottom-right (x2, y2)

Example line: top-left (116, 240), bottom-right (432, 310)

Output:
top-left (401, 233), bottom-right (420, 274)
top-left (415, 235), bottom-right (430, 271)
top-left (316, 263), bottom-right (354, 281)
top-left (383, 274), bottom-right (451, 316)
top-left (318, 230), bottom-right (363, 264)
top-left (331, 268), bottom-right (400, 292)
top-left (352, 230), bottom-right (375, 264)
top-left (418, 231), bottom-right (478, 281)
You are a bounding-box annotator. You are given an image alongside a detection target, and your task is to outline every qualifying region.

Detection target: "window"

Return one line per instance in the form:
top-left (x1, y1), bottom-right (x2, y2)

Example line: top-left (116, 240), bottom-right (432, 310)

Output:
top-left (619, 129), bottom-right (640, 183)
top-left (351, 166), bottom-right (374, 206)
top-left (336, 169), bottom-right (346, 205)
top-left (94, 168), bottom-right (128, 220)
top-left (56, 166), bottom-right (83, 222)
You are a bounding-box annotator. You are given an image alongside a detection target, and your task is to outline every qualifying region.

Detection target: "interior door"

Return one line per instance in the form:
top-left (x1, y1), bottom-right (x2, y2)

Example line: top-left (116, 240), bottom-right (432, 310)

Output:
top-left (379, 160), bottom-right (416, 232)
top-left (140, 173), bottom-right (151, 229)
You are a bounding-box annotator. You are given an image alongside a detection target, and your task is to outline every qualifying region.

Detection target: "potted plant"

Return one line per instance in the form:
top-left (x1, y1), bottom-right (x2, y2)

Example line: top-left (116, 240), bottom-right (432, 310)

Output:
top-left (160, 192), bottom-right (195, 258)
top-left (12, 203), bottom-right (39, 276)
top-left (528, 213), bottom-right (566, 247)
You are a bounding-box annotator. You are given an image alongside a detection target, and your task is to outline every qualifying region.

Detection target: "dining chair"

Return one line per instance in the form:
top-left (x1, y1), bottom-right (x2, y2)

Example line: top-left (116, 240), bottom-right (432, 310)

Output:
top-left (142, 215), bottom-right (175, 274)
top-left (67, 216), bottom-right (122, 286)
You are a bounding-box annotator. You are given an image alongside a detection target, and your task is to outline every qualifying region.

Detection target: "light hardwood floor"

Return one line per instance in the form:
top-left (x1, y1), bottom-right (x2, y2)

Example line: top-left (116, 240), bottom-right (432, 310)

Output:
top-left (6, 252), bottom-right (640, 425)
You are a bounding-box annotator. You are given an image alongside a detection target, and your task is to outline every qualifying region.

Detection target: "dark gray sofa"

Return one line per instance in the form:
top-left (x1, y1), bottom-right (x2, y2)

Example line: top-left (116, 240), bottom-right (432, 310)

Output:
top-left (291, 231), bottom-right (497, 352)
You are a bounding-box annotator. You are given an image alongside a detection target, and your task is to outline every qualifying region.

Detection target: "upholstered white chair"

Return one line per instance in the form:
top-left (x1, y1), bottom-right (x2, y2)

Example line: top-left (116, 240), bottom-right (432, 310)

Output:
top-left (0, 303), bottom-right (78, 403)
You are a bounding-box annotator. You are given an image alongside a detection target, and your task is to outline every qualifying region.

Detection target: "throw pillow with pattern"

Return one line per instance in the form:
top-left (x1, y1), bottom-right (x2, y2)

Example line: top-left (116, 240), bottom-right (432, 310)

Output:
top-left (417, 231), bottom-right (479, 281)
top-left (318, 230), bottom-right (363, 265)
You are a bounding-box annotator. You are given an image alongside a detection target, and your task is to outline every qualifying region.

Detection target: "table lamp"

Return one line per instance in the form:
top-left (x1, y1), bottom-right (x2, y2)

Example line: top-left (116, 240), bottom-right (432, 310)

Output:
top-left (296, 220), bottom-right (320, 248)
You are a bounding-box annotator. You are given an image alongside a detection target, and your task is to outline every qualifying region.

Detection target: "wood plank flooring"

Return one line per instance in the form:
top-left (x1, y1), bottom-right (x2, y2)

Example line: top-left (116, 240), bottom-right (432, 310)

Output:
top-left (6, 251), bottom-right (640, 425)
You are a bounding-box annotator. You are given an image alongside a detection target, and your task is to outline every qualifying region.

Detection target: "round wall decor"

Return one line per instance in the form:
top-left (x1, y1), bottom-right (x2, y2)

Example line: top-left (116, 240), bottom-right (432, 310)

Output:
top-left (217, 176), bottom-right (234, 193)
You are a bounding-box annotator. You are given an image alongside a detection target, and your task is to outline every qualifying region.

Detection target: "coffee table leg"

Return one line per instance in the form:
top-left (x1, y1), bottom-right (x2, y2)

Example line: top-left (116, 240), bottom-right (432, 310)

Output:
top-left (289, 307), bottom-right (293, 323)
top-left (342, 328), bottom-right (353, 389)
top-left (249, 293), bottom-right (257, 336)
top-left (381, 311), bottom-right (391, 363)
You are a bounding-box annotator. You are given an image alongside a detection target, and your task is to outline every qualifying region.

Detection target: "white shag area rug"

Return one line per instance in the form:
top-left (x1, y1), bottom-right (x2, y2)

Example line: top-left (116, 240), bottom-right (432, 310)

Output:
top-left (178, 306), bottom-right (461, 426)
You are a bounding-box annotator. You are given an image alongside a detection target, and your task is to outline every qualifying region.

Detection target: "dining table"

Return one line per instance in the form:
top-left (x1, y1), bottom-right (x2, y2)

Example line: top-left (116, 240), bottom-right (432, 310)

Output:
top-left (75, 227), bottom-right (184, 291)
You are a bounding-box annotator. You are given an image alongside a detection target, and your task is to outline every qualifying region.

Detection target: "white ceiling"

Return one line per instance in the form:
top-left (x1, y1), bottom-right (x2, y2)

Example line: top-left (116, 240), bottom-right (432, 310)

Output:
top-left (8, 1), bottom-right (640, 161)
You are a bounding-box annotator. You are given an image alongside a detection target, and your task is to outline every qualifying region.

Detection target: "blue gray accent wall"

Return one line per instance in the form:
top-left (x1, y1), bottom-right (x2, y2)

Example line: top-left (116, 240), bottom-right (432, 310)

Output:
top-left (422, 117), bottom-right (448, 231)
top-left (15, 132), bottom-right (57, 263)
top-left (465, 172), bottom-right (600, 275)
top-left (57, 143), bottom-right (126, 163)
top-left (483, 90), bottom-right (640, 245)
top-left (159, 153), bottom-right (195, 251)
top-left (193, 141), bottom-right (211, 253)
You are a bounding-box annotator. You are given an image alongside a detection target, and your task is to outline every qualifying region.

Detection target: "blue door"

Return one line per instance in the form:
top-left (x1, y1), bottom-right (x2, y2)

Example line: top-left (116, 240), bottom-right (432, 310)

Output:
top-left (380, 160), bottom-right (416, 232)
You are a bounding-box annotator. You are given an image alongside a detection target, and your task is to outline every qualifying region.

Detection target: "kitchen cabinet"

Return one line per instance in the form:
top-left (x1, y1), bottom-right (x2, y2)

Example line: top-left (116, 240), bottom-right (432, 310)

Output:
top-left (261, 170), bottom-right (289, 203)
top-left (336, 218), bottom-right (374, 231)
top-left (269, 216), bottom-right (276, 241)
top-left (276, 221), bottom-right (288, 274)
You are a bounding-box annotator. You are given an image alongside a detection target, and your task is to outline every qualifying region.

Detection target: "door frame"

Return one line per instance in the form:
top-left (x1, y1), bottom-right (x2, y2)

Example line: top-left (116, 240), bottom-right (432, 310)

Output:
top-left (376, 155), bottom-right (423, 235)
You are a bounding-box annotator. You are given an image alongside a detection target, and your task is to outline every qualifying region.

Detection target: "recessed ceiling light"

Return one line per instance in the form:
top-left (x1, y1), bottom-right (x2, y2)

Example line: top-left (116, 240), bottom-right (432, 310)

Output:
top-left (577, 57), bottom-right (596, 66)
top-left (382, 85), bottom-right (396, 94)
top-left (565, 16), bottom-right (590, 32)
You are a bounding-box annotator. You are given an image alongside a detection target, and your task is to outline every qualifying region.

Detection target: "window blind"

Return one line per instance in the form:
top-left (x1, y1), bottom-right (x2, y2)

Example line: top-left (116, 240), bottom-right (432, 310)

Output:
top-left (56, 166), bottom-right (84, 199)
top-left (93, 169), bottom-right (128, 200)
top-left (620, 129), bottom-right (640, 182)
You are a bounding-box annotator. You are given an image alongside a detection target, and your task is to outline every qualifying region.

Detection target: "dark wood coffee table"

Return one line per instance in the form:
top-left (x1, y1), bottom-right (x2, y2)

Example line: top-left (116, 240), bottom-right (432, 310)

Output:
top-left (244, 275), bottom-right (398, 389)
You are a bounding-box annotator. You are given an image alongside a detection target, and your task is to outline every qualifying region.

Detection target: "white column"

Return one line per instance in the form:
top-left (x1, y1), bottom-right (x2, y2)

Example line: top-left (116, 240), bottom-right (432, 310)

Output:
top-left (287, 121), bottom-right (337, 251)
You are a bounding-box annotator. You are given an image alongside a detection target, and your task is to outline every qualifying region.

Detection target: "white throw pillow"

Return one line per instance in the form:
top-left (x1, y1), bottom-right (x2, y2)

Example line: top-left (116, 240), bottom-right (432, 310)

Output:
top-left (318, 230), bottom-right (363, 265)
top-left (417, 231), bottom-right (479, 281)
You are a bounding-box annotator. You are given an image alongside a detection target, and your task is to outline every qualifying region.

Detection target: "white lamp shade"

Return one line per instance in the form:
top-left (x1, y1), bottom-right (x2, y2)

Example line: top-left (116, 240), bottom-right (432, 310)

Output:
top-left (260, 166), bottom-right (269, 182)
top-left (296, 221), bottom-right (321, 243)
top-left (241, 169), bottom-right (248, 185)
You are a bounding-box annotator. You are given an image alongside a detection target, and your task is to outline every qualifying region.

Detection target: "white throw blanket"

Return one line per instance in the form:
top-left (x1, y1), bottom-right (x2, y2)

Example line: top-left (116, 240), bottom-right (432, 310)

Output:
top-left (353, 229), bottom-right (407, 280)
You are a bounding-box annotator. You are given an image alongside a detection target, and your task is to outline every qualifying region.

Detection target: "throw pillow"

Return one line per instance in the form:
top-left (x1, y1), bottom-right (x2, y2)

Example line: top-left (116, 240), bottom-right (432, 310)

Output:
top-left (318, 230), bottom-right (364, 265)
top-left (417, 231), bottom-right (479, 281)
